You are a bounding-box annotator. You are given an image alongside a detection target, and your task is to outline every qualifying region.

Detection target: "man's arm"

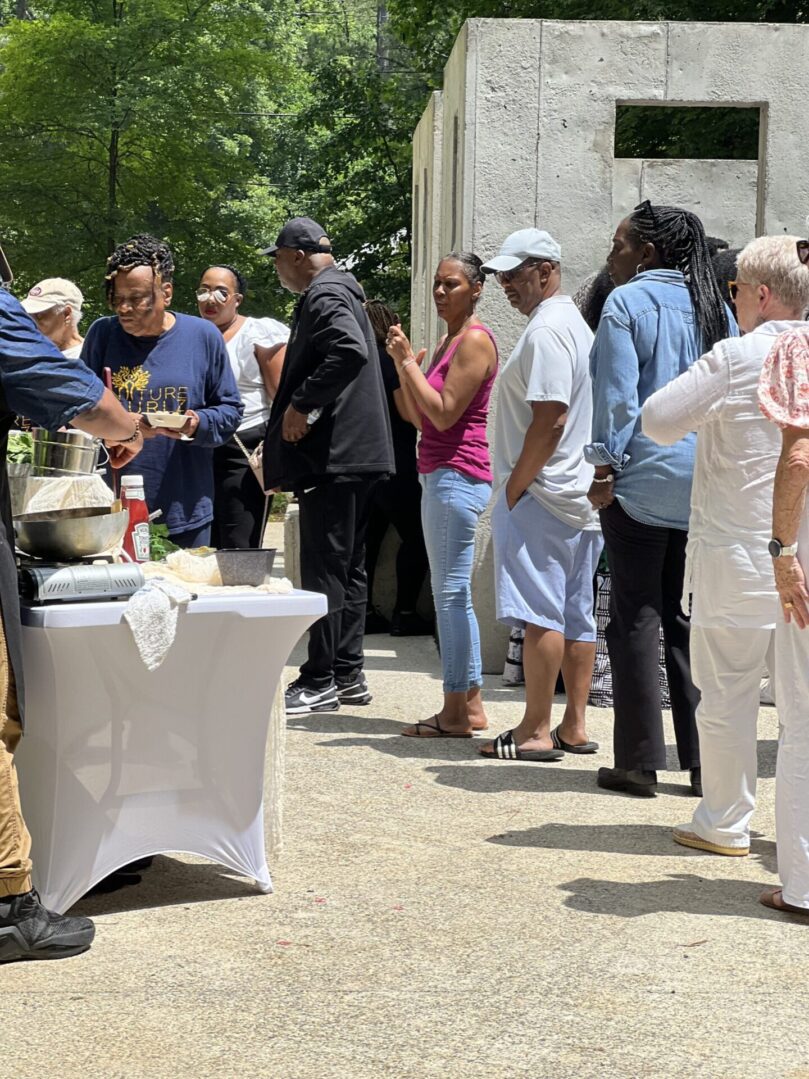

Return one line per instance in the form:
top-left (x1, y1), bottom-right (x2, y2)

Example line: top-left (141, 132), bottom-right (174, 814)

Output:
top-left (289, 290), bottom-right (369, 414)
top-left (506, 401), bottom-right (568, 508)
top-left (643, 343), bottom-right (729, 446)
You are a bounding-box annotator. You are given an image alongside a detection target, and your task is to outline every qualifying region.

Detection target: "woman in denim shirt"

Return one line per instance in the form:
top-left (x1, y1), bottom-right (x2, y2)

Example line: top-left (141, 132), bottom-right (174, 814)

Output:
top-left (585, 202), bottom-right (737, 798)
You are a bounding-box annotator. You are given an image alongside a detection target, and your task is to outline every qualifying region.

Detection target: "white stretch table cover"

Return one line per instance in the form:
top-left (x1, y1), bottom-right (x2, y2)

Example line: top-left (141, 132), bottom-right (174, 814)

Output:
top-left (16, 589), bottom-right (326, 913)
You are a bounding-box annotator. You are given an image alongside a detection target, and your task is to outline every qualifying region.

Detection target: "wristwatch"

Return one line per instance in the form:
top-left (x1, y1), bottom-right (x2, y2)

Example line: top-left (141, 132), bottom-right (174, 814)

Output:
top-left (768, 538), bottom-right (799, 558)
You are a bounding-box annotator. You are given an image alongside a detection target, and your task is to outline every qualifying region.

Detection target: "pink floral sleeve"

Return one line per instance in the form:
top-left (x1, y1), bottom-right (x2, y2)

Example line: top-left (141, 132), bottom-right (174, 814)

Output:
top-left (758, 329), bottom-right (809, 429)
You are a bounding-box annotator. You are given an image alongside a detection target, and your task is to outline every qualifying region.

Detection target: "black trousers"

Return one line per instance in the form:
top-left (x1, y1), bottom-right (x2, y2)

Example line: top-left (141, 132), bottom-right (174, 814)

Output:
top-left (600, 500), bottom-right (700, 772)
top-left (298, 478), bottom-right (378, 687)
top-left (212, 423), bottom-right (268, 550)
top-left (365, 472), bottom-right (429, 613)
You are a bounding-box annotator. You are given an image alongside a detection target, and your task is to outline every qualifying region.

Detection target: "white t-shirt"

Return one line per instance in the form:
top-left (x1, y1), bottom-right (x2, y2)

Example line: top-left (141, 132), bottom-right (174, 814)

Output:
top-left (226, 316), bottom-right (289, 431)
top-left (494, 294), bottom-right (599, 531)
top-left (62, 343), bottom-right (83, 359)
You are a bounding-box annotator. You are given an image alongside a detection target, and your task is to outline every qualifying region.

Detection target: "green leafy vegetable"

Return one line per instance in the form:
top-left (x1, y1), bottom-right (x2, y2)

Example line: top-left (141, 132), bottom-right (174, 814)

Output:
top-left (149, 523), bottom-right (179, 562)
top-left (7, 432), bottom-right (34, 464)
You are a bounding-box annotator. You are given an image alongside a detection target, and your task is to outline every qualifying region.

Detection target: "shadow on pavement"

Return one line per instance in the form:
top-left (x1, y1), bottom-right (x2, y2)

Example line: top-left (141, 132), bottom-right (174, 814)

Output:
top-left (486, 822), bottom-right (778, 869)
top-left (423, 763), bottom-right (698, 797)
top-left (559, 873), bottom-right (791, 921)
top-left (288, 713), bottom-right (407, 735)
top-left (73, 855), bottom-right (262, 917)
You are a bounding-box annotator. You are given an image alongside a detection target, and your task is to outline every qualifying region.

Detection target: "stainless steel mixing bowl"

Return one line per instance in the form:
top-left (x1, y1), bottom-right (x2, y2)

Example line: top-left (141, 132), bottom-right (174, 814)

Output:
top-left (14, 508), bottom-right (130, 560)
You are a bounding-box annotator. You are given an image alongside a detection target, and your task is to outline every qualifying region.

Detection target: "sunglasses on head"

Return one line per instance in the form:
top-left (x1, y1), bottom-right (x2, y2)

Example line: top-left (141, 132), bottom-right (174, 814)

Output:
top-left (798, 240), bottom-right (809, 266)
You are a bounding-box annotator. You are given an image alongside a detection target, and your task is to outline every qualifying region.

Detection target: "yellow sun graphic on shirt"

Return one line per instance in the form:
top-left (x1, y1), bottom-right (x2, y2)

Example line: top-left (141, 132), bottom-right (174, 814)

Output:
top-left (112, 365), bottom-right (150, 401)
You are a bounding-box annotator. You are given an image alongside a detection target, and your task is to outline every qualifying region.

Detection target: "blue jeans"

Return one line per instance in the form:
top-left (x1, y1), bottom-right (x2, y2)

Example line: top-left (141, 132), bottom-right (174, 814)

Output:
top-left (421, 468), bottom-right (491, 693)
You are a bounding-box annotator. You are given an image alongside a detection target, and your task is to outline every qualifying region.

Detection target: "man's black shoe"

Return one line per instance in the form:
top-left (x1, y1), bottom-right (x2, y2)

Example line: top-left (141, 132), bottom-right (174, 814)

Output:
top-left (690, 767), bottom-right (703, 797)
top-left (364, 607), bottom-right (391, 634)
top-left (285, 678), bottom-right (339, 715)
top-left (597, 766), bottom-right (658, 797)
top-left (335, 672), bottom-right (372, 706)
top-left (0, 889), bottom-right (95, 963)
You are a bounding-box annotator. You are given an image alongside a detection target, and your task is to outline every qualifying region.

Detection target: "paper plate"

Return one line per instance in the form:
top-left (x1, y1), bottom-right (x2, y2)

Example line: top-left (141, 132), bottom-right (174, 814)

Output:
top-left (147, 411), bottom-right (187, 430)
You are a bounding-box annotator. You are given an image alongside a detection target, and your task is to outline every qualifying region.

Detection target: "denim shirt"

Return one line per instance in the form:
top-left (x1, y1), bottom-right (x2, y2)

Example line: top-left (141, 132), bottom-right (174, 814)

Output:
top-left (585, 270), bottom-right (738, 529)
top-left (0, 286), bottom-right (104, 427)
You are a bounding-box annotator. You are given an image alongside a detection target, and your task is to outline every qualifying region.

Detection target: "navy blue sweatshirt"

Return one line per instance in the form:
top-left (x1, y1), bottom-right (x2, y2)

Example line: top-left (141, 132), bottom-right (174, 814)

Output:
top-left (82, 313), bottom-right (243, 534)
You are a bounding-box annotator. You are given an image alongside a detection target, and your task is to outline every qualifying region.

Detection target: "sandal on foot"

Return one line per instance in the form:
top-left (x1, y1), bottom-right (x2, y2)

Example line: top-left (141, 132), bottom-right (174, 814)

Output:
top-left (479, 728), bottom-right (564, 762)
top-left (759, 888), bottom-right (809, 916)
top-left (551, 724), bottom-right (599, 754)
top-left (401, 717), bottom-right (473, 739)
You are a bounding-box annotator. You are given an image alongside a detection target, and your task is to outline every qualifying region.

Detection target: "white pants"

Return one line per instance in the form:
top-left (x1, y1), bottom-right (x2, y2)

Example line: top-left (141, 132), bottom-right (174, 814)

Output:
top-left (690, 625), bottom-right (775, 848)
top-left (774, 614), bottom-right (809, 908)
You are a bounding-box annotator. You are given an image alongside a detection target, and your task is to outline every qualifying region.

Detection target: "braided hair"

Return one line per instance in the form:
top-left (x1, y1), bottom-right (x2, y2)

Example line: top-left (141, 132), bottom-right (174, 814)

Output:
top-left (105, 234), bottom-right (175, 302)
top-left (364, 299), bottom-right (398, 345)
top-left (627, 201), bottom-right (729, 350)
top-left (203, 264), bottom-right (247, 295)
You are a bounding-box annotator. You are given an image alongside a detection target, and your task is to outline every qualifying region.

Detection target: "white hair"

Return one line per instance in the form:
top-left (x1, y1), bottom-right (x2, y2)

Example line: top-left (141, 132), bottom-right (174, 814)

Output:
top-left (49, 301), bottom-right (83, 329)
top-left (736, 235), bottom-right (809, 313)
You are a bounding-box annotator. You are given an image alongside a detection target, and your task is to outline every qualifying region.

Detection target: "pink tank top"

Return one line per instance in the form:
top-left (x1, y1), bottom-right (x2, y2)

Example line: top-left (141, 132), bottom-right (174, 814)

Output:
top-left (417, 323), bottom-right (498, 482)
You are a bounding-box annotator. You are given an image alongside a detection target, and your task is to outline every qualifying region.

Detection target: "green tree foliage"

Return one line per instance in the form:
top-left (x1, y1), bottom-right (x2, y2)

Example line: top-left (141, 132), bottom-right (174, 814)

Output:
top-left (0, 0), bottom-right (302, 316)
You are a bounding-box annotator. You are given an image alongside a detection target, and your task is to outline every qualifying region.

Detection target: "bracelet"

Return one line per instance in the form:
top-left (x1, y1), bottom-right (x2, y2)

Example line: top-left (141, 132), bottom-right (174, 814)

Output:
top-left (400, 357), bottom-right (417, 372)
top-left (592, 474), bottom-right (614, 484)
top-left (119, 419), bottom-right (141, 444)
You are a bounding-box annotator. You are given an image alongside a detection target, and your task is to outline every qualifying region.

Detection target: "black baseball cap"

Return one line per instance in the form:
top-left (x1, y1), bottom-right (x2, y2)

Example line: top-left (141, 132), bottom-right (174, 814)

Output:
top-left (261, 217), bottom-right (332, 257)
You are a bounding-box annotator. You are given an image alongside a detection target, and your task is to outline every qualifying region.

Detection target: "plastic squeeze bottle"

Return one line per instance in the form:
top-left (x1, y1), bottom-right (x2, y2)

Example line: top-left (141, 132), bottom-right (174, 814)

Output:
top-left (120, 474), bottom-right (151, 562)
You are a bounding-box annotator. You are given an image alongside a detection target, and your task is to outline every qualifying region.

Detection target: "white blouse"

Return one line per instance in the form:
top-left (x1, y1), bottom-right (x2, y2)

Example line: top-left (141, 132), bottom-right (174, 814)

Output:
top-left (643, 320), bottom-right (809, 629)
top-left (226, 316), bottom-right (289, 431)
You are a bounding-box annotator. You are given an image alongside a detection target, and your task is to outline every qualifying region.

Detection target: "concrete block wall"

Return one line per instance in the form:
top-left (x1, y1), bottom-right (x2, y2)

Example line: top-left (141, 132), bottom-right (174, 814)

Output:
top-left (410, 18), bottom-right (809, 673)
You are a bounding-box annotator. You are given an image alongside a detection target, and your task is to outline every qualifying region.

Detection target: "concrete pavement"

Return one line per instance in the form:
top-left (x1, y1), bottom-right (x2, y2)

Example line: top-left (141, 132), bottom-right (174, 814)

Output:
top-left (2, 546), bottom-right (808, 1076)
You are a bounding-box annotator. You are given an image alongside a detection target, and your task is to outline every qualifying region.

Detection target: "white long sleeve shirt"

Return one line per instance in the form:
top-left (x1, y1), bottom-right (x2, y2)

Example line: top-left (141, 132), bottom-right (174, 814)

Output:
top-left (642, 320), bottom-right (809, 628)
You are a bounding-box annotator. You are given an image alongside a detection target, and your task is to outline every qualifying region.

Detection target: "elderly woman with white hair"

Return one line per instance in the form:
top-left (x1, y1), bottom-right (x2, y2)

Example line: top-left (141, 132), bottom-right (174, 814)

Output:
top-left (757, 248), bottom-right (809, 914)
top-left (21, 278), bottom-right (84, 358)
top-left (643, 234), bottom-right (809, 859)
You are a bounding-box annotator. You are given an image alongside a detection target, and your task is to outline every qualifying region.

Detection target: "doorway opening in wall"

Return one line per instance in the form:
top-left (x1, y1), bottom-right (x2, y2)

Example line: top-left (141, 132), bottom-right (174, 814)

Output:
top-left (614, 104), bottom-right (761, 160)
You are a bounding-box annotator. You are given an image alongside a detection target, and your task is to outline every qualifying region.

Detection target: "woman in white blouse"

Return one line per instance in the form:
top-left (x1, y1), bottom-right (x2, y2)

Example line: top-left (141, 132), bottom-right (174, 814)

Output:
top-left (197, 265), bottom-right (288, 547)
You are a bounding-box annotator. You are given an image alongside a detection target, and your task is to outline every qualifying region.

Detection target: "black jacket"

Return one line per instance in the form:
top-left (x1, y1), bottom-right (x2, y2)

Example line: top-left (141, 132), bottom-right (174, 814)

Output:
top-left (263, 267), bottom-right (394, 490)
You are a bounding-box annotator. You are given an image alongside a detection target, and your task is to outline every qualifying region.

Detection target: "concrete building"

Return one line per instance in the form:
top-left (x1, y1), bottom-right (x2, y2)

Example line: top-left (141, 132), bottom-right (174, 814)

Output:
top-left (411, 19), bottom-right (809, 671)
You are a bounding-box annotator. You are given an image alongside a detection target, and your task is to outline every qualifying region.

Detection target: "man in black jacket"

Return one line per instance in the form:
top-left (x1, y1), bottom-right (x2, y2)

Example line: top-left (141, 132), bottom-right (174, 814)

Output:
top-left (263, 218), bottom-right (394, 714)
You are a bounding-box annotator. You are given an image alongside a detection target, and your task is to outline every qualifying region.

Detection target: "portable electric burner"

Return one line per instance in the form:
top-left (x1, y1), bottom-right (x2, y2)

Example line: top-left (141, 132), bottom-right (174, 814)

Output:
top-left (18, 559), bottom-right (145, 604)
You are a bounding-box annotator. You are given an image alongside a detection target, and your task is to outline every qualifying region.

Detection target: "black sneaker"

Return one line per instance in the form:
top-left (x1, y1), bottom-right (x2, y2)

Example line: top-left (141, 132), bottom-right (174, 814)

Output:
top-left (0, 889), bottom-right (95, 963)
top-left (284, 678), bottom-right (339, 715)
top-left (335, 672), bottom-right (372, 706)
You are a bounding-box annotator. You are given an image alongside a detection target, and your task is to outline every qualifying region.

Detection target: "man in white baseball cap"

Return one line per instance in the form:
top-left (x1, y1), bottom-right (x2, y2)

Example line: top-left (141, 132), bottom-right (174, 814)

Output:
top-left (21, 278), bottom-right (85, 358)
top-left (478, 227), bottom-right (603, 764)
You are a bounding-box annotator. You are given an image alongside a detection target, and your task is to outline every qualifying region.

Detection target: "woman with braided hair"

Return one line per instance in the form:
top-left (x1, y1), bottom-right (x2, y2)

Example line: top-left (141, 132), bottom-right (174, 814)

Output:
top-left (585, 202), bottom-right (738, 798)
top-left (82, 234), bottom-right (243, 547)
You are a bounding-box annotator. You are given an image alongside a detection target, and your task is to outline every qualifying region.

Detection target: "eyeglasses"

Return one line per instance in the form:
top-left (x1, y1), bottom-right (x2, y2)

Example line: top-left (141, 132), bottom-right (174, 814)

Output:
top-left (495, 259), bottom-right (541, 285)
top-left (728, 280), bottom-right (740, 302)
top-left (798, 240), bottom-right (809, 266)
top-left (196, 287), bottom-right (230, 304)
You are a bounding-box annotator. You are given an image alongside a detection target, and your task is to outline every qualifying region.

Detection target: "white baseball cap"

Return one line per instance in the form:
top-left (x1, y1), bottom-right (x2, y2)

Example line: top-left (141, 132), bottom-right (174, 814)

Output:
top-left (481, 228), bottom-right (562, 274)
top-left (21, 278), bottom-right (84, 314)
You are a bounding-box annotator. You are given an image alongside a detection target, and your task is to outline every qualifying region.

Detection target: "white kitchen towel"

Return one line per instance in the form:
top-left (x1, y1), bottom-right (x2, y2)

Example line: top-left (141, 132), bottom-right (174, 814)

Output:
top-left (124, 579), bottom-right (193, 671)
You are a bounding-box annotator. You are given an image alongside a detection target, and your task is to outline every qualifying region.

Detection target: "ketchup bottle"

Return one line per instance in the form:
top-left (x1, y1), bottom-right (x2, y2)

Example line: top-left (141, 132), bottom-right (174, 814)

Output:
top-left (120, 475), bottom-right (151, 562)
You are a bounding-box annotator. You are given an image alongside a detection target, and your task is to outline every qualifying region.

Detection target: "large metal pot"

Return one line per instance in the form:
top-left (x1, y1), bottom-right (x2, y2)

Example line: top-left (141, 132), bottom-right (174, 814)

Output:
top-left (14, 508), bottom-right (129, 560)
top-left (30, 429), bottom-right (102, 477)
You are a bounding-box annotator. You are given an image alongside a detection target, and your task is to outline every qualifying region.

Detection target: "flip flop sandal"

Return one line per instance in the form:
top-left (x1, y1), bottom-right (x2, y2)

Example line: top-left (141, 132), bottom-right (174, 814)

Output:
top-left (401, 716), bottom-right (473, 739)
top-left (759, 888), bottom-right (809, 916)
top-left (479, 728), bottom-right (564, 762)
top-left (551, 724), bottom-right (599, 754)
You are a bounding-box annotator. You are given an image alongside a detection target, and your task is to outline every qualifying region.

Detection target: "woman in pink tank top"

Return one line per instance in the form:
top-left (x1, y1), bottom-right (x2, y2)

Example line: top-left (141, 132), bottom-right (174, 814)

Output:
top-left (386, 252), bottom-right (498, 738)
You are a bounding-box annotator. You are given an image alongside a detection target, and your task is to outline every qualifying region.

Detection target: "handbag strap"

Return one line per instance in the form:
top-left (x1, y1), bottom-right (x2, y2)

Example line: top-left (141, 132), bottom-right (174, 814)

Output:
top-left (232, 432), bottom-right (252, 461)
